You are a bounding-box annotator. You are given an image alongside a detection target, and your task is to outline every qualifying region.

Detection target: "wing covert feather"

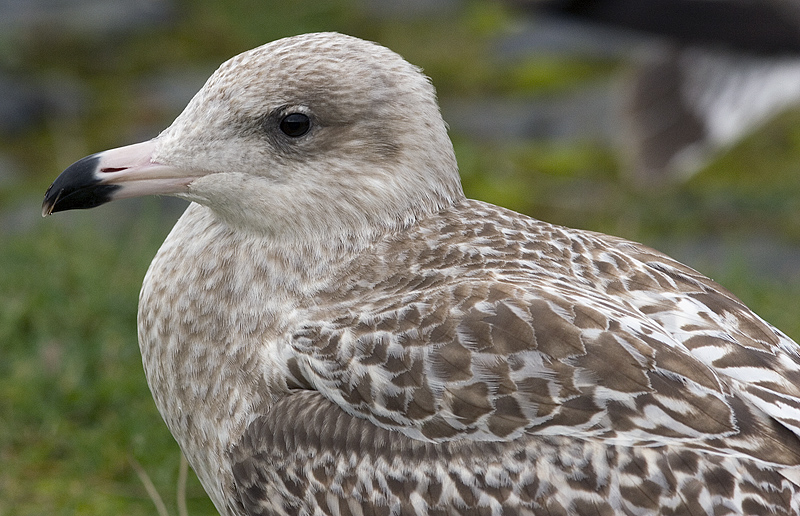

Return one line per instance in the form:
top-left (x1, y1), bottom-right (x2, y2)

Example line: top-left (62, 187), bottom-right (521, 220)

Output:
top-left (230, 391), bottom-right (800, 516)
top-left (291, 278), bottom-right (745, 446)
top-left (286, 201), bottom-right (800, 460)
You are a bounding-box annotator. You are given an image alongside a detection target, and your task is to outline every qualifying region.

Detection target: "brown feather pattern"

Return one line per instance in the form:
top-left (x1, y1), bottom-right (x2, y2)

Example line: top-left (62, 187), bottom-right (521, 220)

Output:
top-left (228, 200), bottom-right (800, 514)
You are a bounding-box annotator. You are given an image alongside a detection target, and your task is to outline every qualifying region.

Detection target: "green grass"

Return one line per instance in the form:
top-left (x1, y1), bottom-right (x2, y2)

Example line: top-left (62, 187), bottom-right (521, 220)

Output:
top-left (0, 220), bottom-right (217, 515)
top-left (3, 0), bottom-right (800, 514)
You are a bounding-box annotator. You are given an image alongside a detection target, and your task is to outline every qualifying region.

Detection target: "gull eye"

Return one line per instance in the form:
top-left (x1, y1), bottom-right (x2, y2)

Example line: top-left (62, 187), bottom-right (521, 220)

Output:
top-left (279, 113), bottom-right (311, 137)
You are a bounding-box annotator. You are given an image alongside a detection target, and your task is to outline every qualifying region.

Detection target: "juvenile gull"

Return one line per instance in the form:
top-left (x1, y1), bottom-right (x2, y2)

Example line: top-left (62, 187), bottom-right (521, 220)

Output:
top-left (43, 32), bottom-right (800, 515)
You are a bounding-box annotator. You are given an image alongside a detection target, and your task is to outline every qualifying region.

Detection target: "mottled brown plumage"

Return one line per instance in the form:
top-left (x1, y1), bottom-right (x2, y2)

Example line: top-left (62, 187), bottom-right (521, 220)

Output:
top-left (44, 33), bottom-right (800, 515)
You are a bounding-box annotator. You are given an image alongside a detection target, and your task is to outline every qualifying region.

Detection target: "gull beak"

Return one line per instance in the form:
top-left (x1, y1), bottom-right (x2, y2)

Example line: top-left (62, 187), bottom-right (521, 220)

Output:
top-left (42, 139), bottom-right (196, 216)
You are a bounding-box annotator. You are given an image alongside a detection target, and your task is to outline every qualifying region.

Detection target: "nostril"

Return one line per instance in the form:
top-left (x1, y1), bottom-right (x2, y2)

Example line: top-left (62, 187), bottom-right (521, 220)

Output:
top-left (101, 167), bottom-right (128, 173)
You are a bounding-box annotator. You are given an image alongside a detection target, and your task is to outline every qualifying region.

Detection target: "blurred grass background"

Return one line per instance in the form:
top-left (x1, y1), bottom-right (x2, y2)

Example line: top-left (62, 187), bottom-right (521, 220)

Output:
top-left (2, 0), bottom-right (800, 514)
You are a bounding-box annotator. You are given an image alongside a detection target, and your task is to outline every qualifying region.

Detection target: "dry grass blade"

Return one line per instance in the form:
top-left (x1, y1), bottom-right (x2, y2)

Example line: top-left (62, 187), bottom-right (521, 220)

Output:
top-left (129, 455), bottom-right (171, 516)
top-left (178, 452), bottom-right (189, 516)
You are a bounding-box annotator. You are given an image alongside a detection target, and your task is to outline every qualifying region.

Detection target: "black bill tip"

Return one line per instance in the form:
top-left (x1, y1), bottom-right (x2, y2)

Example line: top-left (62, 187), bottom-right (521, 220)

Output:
top-left (42, 154), bottom-right (121, 216)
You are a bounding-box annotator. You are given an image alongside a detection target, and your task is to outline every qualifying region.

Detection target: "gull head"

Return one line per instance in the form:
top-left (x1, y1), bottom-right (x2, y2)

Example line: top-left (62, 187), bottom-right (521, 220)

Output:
top-left (43, 32), bottom-right (463, 241)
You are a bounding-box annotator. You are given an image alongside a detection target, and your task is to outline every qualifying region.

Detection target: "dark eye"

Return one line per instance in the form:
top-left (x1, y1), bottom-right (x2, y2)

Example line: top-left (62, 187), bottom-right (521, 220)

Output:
top-left (279, 113), bottom-right (311, 137)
